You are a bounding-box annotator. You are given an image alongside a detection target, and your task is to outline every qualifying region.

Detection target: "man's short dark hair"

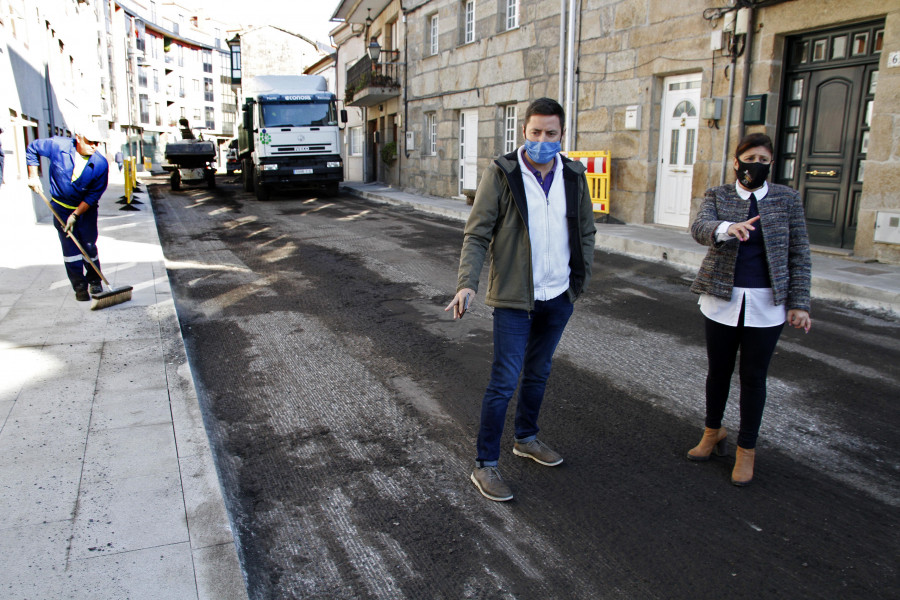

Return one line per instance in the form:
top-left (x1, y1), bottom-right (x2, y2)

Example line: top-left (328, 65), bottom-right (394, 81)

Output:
top-left (524, 98), bottom-right (565, 131)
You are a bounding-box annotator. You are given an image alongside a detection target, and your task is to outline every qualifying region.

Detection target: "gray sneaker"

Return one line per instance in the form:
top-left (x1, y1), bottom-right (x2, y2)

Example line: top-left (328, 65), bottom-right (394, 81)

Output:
top-left (513, 439), bottom-right (564, 466)
top-left (470, 466), bottom-right (514, 502)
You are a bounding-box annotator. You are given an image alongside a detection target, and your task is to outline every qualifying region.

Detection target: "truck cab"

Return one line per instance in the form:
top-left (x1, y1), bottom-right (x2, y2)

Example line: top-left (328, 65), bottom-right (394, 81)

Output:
top-left (238, 75), bottom-right (345, 200)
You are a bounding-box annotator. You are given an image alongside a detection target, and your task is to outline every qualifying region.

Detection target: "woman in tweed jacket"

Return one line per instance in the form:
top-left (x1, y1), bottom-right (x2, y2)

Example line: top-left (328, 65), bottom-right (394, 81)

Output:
top-left (687, 133), bottom-right (811, 486)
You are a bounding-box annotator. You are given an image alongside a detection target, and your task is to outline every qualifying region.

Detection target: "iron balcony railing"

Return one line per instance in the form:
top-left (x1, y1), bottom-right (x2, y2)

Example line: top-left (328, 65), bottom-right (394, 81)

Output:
top-left (345, 50), bottom-right (401, 103)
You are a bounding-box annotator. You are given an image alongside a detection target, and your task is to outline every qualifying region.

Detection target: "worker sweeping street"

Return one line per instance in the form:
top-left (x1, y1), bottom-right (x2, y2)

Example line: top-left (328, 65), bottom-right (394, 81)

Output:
top-left (26, 124), bottom-right (111, 302)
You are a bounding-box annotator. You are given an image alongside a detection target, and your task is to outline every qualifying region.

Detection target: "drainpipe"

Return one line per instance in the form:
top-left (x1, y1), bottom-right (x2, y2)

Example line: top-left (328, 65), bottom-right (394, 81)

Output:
top-left (558, 0), bottom-right (566, 104)
top-left (737, 8), bottom-right (755, 140)
top-left (719, 46), bottom-right (738, 185)
top-left (720, 8), bottom-right (755, 184)
top-left (403, 8), bottom-right (409, 163)
top-left (363, 107), bottom-right (369, 182)
top-left (564, 0), bottom-right (576, 151)
top-left (44, 64), bottom-right (56, 135)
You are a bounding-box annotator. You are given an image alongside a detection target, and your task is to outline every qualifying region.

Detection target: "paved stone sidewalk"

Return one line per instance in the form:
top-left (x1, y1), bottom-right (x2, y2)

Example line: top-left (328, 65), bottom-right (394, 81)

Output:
top-left (0, 179), bottom-right (247, 600)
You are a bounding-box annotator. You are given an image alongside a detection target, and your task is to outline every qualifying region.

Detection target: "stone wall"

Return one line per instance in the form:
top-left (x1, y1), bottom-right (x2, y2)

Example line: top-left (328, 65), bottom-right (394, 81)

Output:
top-left (404, 0), bottom-right (557, 197)
top-left (395, 0), bottom-right (900, 262)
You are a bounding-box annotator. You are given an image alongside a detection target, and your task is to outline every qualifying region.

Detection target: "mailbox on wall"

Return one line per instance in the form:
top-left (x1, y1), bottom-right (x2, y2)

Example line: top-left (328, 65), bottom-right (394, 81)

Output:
top-left (743, 94), bottom-right (767, 125)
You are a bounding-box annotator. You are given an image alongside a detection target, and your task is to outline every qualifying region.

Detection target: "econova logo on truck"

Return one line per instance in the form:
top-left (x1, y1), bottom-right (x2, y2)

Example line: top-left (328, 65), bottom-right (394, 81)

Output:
top-left (238, 75), bottom-right (346, 201)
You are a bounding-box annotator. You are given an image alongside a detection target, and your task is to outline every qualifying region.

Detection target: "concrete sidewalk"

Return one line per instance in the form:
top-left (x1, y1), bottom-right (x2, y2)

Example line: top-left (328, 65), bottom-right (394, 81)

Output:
top-left (343, 181), bottom-right (900, 315)
top-left (0, 178), bottom-right (247, 599)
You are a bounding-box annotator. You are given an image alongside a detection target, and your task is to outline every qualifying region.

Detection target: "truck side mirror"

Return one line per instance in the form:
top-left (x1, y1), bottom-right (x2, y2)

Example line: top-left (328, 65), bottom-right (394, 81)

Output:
top-left (340, 109), bottom-right (348, 124)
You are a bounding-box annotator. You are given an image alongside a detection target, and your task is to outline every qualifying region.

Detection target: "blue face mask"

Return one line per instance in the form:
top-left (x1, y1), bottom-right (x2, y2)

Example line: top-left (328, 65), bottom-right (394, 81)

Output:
top-left (524, 140), bottom-right (561, 165)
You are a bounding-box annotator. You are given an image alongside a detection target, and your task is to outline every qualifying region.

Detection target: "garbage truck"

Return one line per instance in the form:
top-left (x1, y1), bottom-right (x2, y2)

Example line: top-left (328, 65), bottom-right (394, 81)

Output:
top-left (238, 75), bottom-right (346, 200)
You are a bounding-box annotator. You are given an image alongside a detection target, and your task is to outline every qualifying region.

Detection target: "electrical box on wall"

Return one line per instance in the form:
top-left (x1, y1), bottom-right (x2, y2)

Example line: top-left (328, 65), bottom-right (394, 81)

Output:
top-left (874, 212), bottom-right (900, 245)
top-left (701, 98), bottom-right (723, 120)
top-left (734, 8), bottom-right (750, 35)
top-left (723, 11), bottom-right (736, 32)
top-left (710, 30), bottom-right (723, 51)
top-left (405, 131), bottom-right (415, 151)
top-left (625, 105), bottom-right (641, 130)
top-left (743, 94), bottom-right (767, 125)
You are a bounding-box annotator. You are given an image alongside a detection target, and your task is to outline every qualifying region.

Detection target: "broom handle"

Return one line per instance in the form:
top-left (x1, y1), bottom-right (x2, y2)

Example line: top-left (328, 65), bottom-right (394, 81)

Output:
top-left (36, 188), bottom-right (111, 287)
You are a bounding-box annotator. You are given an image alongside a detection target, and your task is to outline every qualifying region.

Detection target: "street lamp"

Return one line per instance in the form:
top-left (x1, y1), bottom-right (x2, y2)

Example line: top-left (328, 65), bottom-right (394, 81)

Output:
top-left (368, 37), bottom-right (381, 63)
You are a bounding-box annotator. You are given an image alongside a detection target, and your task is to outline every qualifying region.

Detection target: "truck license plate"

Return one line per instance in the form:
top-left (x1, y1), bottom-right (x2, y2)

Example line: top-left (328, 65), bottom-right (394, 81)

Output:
top-left (294, 168), bottom-right (313, 175)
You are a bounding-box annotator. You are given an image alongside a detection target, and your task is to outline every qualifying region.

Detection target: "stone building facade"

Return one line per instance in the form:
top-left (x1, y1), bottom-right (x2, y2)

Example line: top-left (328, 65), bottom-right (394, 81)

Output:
top-left (332, 0), bottom-right (406, 186)
top-left (332, 0), bottom-right (900, 264)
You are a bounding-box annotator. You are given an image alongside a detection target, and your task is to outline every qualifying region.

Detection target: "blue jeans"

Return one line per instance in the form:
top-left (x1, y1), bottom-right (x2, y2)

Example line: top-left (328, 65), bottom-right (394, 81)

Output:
top-left (476, 293), bottom-right (574, 466)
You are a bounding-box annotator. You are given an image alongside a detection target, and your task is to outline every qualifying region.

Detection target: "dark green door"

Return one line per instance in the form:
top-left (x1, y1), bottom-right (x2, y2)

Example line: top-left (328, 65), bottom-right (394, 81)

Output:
top-left (778, 22), bottom-right (883, 248)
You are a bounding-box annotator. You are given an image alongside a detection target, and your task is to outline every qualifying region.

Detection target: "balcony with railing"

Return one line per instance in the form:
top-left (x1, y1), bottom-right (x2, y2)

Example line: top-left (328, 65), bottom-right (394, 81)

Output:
top-left (345, 50), bottom-right (401, 107)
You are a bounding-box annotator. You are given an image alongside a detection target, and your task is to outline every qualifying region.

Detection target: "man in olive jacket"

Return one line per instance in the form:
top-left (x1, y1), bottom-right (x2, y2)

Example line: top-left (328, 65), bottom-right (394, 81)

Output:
top-left (446, 98), bottom-right (596, 502)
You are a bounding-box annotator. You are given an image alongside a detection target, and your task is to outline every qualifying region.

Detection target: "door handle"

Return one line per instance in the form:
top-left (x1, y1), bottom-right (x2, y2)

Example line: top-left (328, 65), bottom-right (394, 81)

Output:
top-left (805, 169), bottom-right (837, 176)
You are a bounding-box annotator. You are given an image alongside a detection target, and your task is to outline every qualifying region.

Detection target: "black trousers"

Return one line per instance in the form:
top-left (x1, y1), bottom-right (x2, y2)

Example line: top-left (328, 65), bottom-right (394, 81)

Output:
top-left (703, 310), bottom-right (784, 449)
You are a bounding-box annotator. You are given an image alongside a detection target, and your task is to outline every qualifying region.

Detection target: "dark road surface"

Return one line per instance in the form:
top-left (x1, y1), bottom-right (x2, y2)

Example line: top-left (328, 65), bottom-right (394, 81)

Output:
top-left (150, 177), bottom-right (900, 600)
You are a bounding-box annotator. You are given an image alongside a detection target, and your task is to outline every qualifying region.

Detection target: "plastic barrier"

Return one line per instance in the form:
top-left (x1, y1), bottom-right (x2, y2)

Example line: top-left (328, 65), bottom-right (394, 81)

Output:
top-left (566, 150), bottom-right (610, 215)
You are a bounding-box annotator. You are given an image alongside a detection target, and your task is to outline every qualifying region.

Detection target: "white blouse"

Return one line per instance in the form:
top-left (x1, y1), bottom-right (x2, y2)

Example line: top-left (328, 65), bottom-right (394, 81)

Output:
top-left (698, 182), bottom-right (787, 328)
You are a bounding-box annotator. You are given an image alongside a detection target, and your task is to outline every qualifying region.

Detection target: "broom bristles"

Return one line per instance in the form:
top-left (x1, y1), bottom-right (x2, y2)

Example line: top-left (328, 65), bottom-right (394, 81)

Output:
top-left (90, 286), bottom-right (134, 310)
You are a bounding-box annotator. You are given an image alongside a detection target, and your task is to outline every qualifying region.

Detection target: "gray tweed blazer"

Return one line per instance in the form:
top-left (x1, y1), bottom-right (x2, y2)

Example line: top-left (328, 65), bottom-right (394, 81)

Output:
top-left (690, 183), bottom-right (811, 312)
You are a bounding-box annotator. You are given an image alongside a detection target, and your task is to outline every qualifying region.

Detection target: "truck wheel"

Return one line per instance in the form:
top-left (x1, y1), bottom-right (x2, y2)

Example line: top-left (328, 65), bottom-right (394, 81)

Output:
top-left (206, 170), bottom-right (216, 189)
top-left (253, 170), bottom-right (269, 201)
top-left (170, 170), bottom-right (181, 191)
top-left (242, 159), bottom-right (253, 191)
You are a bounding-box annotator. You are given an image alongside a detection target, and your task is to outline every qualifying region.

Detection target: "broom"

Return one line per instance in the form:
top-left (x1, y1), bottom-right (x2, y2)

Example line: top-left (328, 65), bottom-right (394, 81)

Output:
top-left (36, 188), bottom-right (133, 310)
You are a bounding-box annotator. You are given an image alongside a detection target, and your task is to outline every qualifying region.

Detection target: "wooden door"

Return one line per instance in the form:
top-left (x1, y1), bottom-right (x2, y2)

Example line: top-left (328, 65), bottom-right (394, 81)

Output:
top-left (778, 22), bottom-right (883, 248)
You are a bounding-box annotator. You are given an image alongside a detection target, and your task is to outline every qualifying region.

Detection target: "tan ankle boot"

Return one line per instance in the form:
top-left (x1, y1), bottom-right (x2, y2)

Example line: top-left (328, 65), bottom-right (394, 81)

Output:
top-left (687, 427), bottom-right (727, 461)
top-left (731, 446), bottom-right (756, 486)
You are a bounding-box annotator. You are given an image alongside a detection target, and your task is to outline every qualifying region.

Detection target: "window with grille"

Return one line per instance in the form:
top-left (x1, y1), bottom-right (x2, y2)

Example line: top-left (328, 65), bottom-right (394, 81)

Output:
top-left (505, 0), bottom-right (518, 31)
top-left (429, 14), bottom-right (439, 55)
top-left (350, 127), bottom-right (363, 156)
top-left (504, 105), bottom-right (517, 153)
top-left (464, 1), bottom-right (474, 44)
top-left (427, 113), bottom-right (437, 155)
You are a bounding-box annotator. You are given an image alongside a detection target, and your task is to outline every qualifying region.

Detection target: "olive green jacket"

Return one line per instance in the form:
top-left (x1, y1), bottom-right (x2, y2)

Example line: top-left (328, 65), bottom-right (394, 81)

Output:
top-left (456, 150), bottom-right (597, 310)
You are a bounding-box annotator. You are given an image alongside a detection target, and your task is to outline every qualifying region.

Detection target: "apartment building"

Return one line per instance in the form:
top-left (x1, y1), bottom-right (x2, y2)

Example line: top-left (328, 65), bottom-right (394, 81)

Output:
top-left (331, 0), bottom-right (900, 264)
top-left (0, 0), bottom-right (110, 224)
top-left (110, 0), bottom-right (237, 170)
top-left (0, 0), bottom-right (238, 227)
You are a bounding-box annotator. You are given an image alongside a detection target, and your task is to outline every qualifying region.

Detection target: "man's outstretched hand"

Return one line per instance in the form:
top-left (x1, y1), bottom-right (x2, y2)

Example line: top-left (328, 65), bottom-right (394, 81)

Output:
top-left (446, 288), bottom-right (475, 319)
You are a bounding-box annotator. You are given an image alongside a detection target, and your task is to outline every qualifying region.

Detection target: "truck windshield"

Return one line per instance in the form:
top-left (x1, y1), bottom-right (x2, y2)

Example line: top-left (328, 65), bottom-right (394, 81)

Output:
top-left (261, 101), bottom-right (337, 127)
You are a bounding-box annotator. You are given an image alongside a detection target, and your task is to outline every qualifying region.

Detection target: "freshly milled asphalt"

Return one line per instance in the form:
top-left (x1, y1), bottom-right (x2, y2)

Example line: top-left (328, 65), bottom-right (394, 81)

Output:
top-left (2, 171), bottom-right (897, 599)
top-left (151, 177), bottom-right (898, 599)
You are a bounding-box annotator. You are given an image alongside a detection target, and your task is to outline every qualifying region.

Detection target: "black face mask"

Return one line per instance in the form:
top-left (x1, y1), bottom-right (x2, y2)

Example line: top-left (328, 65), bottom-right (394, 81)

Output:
top-left (736, 160), bottom-right (770, 190)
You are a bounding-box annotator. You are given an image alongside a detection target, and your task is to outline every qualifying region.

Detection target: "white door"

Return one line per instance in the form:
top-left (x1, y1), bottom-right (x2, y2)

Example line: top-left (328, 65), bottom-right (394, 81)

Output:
top-left (459, 109), bottom-right (478, 194)
top-left (655, 74), bottom-right (702, 227)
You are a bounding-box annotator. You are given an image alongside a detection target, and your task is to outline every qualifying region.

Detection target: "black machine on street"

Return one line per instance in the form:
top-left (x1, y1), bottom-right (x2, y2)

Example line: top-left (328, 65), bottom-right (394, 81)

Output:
top-left (164, 138), bottom-right (217, 191)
